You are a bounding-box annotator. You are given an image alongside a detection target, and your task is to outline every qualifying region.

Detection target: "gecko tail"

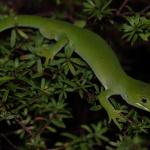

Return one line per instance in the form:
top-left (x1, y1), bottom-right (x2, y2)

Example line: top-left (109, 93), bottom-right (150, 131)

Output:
top-left (0, 16), bottom-right (16, 32)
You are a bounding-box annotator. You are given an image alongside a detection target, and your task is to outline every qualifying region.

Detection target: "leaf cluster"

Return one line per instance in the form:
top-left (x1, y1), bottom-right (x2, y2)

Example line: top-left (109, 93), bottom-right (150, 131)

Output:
top-left (121, 15), bottom-right (150, 45)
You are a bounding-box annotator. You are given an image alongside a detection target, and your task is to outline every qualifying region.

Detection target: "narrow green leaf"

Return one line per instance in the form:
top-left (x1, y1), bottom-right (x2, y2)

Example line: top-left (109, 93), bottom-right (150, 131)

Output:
top-left (81, 125), bottom-right (93, 133)
top-left (37, 58), bottom-right (43, 73)
top-left (90, 105), bottom-right (102, 111)
top-left (71, 58), bottom-right (87, 66)
top-left (46, 126), bottom-right (57, 133)
top-left (2, 90), bottom-right (9, 102)
top-left (68, 62), bottom-right (76, 75)
top-left (74, 20), bottom-right (86, 28)
top-left (65, 45), bottom-right (73, 58)
top-left (0, 76), bottom-right (14, 82)
top-left (17, 29), bottom-right (28, 39)
top-left (10, 29), bottom-right (16, 48)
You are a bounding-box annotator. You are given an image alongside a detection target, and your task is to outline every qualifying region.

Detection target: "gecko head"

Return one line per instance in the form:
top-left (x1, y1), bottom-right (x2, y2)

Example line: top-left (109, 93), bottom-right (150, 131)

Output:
top-left (125, 79), bottom-right (150, 112)
top-left (134, 95), bottom-right (150, 112)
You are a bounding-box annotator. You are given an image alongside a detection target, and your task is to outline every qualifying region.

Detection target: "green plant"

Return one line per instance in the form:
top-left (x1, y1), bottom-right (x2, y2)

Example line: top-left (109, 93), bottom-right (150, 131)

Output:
top-left (115, 135), bottom-right (149, 150)
top-left (0, 28), bottom-right (100, 149)
top-left (83, 0), bottom-right (113, 21)
top-left (121, 15), bottom-right (150, 45)
top-left (55, 122), bottom-right (109, 150)
top-left (1, 1), bottom-right (150, 149)
top-left (125, 110), bottom-right (150, 135)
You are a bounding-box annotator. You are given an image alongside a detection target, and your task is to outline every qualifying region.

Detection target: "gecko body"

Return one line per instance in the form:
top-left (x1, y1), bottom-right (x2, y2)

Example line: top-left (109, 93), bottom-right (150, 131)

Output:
top-left (1, 15), bottom-right (150, 128)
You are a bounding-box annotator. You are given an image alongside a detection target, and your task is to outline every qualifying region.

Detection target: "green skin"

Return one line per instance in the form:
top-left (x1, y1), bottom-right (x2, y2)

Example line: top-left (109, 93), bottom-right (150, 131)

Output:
top-left (1, 15), bottom-right (150, 129)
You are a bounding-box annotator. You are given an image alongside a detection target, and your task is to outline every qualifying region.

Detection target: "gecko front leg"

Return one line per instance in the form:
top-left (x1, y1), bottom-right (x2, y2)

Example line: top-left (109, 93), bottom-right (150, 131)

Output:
top-left (98, 90), bottom-right (126, 129)
top-left (37, 29), bottom-right (69, 66)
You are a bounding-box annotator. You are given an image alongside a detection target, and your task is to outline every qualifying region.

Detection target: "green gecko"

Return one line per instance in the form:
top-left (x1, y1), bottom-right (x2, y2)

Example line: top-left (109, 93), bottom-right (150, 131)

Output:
top-left (0, 15), bottom-right (150, 129)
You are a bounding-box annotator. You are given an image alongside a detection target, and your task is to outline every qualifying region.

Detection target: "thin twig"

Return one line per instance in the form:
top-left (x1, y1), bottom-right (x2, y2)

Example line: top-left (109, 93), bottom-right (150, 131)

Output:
top-left (15, 118), bottom-right (33, 136)
top-left (117, 0), bottom-right (129, 15)
top-left (115, 11), bottom-right (133, 18)
top-left (140, 5), bottom-right (150, 15)
top-left (37, 124), bottom-right (47, 136)
top-left (0, 134), bottom-right (19, 150)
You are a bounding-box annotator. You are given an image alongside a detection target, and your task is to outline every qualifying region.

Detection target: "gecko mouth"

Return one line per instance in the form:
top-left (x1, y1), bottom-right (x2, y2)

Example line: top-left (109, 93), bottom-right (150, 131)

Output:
top-left (136, 103), bottom-right (150, 111)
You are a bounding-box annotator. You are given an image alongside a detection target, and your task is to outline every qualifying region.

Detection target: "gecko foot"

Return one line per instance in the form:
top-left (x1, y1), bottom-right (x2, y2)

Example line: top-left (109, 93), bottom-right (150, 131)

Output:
top-left (108, 109), bottom-right (127, 130)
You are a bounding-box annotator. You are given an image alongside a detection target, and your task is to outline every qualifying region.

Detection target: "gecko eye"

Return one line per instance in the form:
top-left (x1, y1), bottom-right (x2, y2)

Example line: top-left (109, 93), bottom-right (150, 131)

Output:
top-left (142, 98), bottom-right (147, 103)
